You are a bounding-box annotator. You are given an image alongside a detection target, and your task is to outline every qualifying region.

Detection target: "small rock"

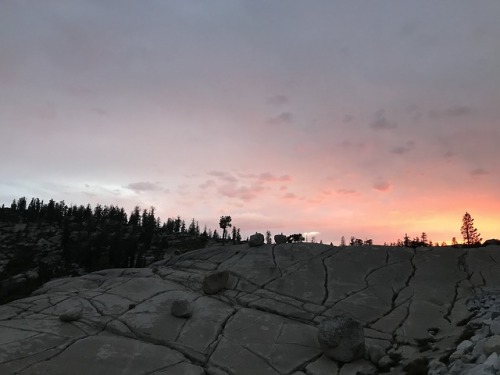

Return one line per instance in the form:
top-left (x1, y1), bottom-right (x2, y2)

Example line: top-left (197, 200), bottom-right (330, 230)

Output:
top-left (249, 232), bottom-right (265, 247)
top-left (448, 350), bottom-right (462, 362)
top-left (203, 270), bottom-right (229, 295)
top-left (484, 335), bottom-right (500, 355)
top-left (457, 339), bottom-right (474, 352)
top-left (59, 307), bottom-right (82, 322)
top-left (171, 299), bottom-right (193, 318)
top-left (377, 355), bottom-right (393, 371)
top-left (366, 344), bottom-right (385, 364)
top-left (339, 359), bottom-right (376, 375)
top-left (484, 352), bottom-right (499, 369)
top-left (462, 353), bottom-right (477, 363)
top-left (318, 315), bottom-right (365, 362)
top-left (428, 359), bottom-right (447, 375)
top-left (489, 321), bottom-right (500, 335)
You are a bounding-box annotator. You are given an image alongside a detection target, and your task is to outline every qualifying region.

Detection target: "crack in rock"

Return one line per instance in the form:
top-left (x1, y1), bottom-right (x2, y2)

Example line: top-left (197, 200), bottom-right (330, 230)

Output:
top-left (320, 251), bottom-right (341, 306)
top-left (11, 336), bottom-right (88, 374)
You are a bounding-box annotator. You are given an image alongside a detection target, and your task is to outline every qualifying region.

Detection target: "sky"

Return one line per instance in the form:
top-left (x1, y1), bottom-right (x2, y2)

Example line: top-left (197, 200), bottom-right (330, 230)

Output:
top-left (1, 1), bottom-right (499, 245)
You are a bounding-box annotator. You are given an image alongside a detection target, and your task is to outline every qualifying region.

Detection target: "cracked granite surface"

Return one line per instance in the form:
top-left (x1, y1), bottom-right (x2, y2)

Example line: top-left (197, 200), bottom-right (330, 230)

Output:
top-left (1, 243), bottom-right (499, 374)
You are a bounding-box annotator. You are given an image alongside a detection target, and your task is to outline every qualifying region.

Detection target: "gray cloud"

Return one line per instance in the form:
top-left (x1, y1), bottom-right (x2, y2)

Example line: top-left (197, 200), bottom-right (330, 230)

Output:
top-left (208, 171), bottom-right (238, 183)
top-left (405, 105), bottom-right (422, 122)
top-left (470, 168), bottom-right (489, 176)
top-left (92, 107), bottom-right (108, 116)
top-left (428, 106), bottom-right (474, 120)
top-left (370, 110), bottom-right (397, 130)
top-left (217, 184), bottom-right (264, 201)
top-left (199, 180), bottom-right (215, 190)
top-left (446, 106), bottom-right (474, 117)
top-left (343, 114), bottom-right (354, 123)
top-left (207, 171), bottom-right (290, 201)
top-left (268, 112), bottom-right (293, 125)
top-left (391, 141), bottom-right (416, 155)
top-left (339, 139), bottom-right (366, 151)
top-left (125, 182), bottom-right (162, 192)
top-left (267, 95), bottom-right (289, 106)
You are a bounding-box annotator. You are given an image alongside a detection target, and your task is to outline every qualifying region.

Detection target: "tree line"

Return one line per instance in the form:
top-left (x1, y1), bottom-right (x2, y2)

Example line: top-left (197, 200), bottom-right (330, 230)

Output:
top-left (0, 197), bottom-right (245, 272)
top-left (1, 199), bottom-right (485, 251)
top-left (341, 212), bottom-right (483, 248)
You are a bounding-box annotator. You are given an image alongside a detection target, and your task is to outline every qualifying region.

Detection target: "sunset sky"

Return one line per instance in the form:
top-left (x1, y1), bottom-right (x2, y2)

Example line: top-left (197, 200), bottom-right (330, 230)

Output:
top-left (1, 1), bottom-right (499, 244)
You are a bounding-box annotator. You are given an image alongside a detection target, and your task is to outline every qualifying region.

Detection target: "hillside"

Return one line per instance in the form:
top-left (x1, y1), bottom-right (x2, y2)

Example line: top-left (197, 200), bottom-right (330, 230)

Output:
top-left (1, 242), bottom-right (500, 374)
top-left (0, 207), bottom-right (209, 304)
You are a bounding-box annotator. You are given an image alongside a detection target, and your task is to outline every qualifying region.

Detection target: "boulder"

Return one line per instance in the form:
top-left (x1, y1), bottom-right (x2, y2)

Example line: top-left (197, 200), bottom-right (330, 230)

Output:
top-left (171, 299), bottom-right (193, 318)
top-left (274, 234), bottom-right (287, 245)
top-left (318, 315), bottom-right (365, 362)
top-left (483, 239), bottom-right (500, 247)
top-left (484, 335), bottom-right (500, 355)
top-left (249, 232), bottom-right (265, 247)
top-left (202, 270), bottom-right (229, 295)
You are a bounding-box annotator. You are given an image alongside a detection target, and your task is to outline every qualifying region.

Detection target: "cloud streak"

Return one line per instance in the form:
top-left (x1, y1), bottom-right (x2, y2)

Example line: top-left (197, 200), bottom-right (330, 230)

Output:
top-left (125, 182), bottom-right (162, 192)
top-left (370, 110), bottom-right (397, 130)
top-left (373, 181), bottom-right (392, 192)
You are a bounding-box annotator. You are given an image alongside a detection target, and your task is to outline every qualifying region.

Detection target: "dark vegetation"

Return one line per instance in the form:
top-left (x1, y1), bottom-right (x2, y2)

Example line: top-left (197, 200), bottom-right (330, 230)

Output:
top-left (0, 197), bottom-right (242, 304)
top-left (348, 212), bottom-right (484, 248)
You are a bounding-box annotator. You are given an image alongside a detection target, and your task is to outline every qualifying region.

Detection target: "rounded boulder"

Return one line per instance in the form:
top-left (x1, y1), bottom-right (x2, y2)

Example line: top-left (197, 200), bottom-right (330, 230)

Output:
top-left (318, 315), bottom-right (365, 362)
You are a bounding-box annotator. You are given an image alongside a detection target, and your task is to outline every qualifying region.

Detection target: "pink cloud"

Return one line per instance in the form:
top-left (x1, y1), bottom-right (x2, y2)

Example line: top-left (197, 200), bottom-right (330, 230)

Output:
top-left (373, 181), bottom-right (392, 192)
top-left (336, 188), bottom-right (360, 196)
top-left (208, 171), bottom-right (238, 183)
top-left (256, 173), bottom-right (291, 183)
top-left (217, 184), bottom-right (265, 201)
top-left (283, 192), bottom-right (297, 200)
top-left (199, 180), bottom-right (216, 189)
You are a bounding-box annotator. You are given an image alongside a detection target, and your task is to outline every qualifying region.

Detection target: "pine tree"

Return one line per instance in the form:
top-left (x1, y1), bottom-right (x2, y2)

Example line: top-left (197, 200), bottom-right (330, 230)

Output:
top-left (213, 229), bottom-right (220, 240)
top-left (403, 233), bottom-right (410, 247)
top-left (188, 218), bottom-right (197, 235)
top-left (421, 232), bottom-right (428, 246)
top-left (232, 226), bottom-right (237, 244)
top-left (461, 212), bottom-right (482, 246)
top-left (219, 216), bottom-right (232, 245)
top-left (265, 230), bottom-right (272, 245)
